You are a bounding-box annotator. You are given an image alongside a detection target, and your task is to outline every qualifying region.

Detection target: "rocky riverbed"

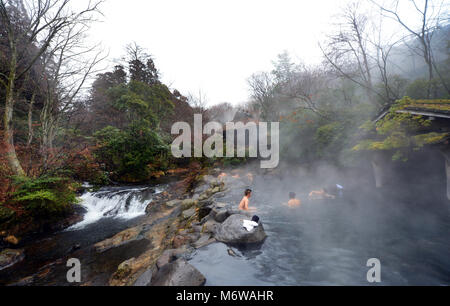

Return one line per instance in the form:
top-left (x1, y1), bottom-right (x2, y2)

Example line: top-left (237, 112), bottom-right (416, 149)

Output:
top-left (0, 166), bottom-right (267, 286)
top-left (106, 170), bottom-right (268, 286)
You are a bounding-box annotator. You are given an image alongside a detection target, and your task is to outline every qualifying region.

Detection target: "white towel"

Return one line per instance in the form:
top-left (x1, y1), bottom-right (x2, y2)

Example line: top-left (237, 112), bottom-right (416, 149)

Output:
top-left (243, 220), bottom-right (259, 232)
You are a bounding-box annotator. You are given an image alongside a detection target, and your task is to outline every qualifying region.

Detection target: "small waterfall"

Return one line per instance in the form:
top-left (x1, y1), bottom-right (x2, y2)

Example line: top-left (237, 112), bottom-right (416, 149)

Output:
top-left (69, 186), bottom-right (164, 230)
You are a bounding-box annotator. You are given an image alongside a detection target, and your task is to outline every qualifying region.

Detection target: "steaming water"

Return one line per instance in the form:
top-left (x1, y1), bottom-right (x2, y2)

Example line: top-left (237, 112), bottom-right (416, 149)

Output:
top-left (69, 186), bottom-right (164, 230)
top-left (189, 174), bottom-right (450, 286)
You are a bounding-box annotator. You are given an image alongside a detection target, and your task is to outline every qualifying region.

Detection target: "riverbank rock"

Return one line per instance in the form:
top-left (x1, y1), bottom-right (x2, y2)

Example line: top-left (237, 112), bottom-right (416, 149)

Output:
top-left (202, 219), bottom-right (221, 234)
top-left (112, 258), bottom-right (135, 280)
top-left (182, 199), bottom-right (198, 210)
top-left (4, 235), bottom-right (20, 246)
top-left (193, 234), bottom-right (216, 249)
top-left (156, 250), bottom-right (176, 269)
top-left (211, 207), bottom-right (231, 223)
top-left (215, 214), bottom-right (267, 245)
top-left (165, 199), bottom-right (182, 208)
top-left (182, 208), bottom-right (196, 220)
top-left (94, 226), bottom-right (143, 253)
top-left (133, 268), bottom-right (154, 286)
top-left (151, 259), bottom-right (206, 286)
top-left (173, 235), bottom-right (190, 249)
top-left (0, 249), bottom-right (25, 271)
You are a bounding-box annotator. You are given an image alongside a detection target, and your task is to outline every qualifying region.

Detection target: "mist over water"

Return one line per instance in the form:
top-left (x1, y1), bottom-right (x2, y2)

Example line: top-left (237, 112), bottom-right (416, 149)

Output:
top-left (190, 162), bottom-right (450, 286)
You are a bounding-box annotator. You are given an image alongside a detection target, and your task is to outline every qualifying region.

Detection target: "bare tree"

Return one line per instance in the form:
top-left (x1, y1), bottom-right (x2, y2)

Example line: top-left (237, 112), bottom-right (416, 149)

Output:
top-left (370, 0), bottom-right (449, 97)
top-left (283, 65), bottom-right (332, 118)
top-left (188, 89), bottom-right (209, 118)
top-left (320, 2), bottom-right (386, 106)
top-left (0, 0), bottom-right (102, 176)
top-left (247, 72), bottom-right (279, 121)
top-left (206, 102), bottom-right (236, 124)
top-left (39, 17), bottom-right (105, 169)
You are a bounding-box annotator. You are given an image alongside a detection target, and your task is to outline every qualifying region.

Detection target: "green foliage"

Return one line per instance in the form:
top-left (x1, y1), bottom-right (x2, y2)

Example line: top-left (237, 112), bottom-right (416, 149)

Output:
top-left (94, 122), bottom-right (169, 182)
top-left (353, 97), bottom-right (449, 161)
top-left (0, 205), bottom-right (15, 224)
top-left (11, 176), bottom-right (79, 218)
top-left (107, 80), bottom-right (174, 128)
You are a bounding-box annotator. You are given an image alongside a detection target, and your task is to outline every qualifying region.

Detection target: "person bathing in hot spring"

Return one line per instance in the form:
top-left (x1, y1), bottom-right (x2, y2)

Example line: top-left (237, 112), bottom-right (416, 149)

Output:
top-left (309, 188), bottom-right (335, 200)
top-left (309, 185), bottom-right (344, 200)
top-left (283, 192), bottom-right (301, 208)
top-left (239, 189), bottom-right (257, 213)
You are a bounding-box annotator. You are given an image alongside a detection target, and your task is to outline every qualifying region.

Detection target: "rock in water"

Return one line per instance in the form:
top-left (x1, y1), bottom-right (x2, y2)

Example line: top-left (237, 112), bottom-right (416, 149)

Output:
top-left (134, 268), bottom-right (154, 287)
top-left (0, 249), bottom-right (25, 271)
top-left (215, 214), bottom-right (267, 245)
top-left (151, 259), bottom-right (206, 286)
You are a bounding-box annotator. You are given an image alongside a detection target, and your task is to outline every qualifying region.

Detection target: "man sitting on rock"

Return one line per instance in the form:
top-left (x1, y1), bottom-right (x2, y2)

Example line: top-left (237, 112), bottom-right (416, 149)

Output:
top-left (239, 189), bottom-right (256, 212)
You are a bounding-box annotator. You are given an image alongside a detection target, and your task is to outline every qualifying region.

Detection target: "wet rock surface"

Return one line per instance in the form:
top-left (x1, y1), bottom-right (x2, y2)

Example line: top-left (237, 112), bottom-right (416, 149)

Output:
top-left (215, 214), bottom-right (267, 245)
top-left (151, 259), bottom-right (206, 286)
top-left (0, 249), bottom-right (25, 271)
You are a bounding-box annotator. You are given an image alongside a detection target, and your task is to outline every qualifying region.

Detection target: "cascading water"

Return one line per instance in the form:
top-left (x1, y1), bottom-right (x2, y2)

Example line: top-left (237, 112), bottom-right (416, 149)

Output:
top-left (69, 186), bottom-right (164, 230)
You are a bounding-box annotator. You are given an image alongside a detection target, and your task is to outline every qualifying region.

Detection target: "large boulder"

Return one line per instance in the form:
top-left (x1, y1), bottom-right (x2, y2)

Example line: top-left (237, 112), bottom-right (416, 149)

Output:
top-left (215, 214), bottom-right (267, 245)
top-left (0, 249), bottom-right (25, 271)
top-left (151, 259), bottom-right (206, 286)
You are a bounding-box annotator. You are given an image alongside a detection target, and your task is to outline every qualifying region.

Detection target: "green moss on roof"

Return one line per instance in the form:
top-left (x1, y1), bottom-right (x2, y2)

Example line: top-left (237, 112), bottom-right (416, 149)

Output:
top-left (399, 98), bottom-right (450, 113)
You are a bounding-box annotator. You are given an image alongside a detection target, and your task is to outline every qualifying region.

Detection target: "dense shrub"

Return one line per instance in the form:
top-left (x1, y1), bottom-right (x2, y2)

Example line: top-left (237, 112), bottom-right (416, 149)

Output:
top-left (11, 176), bottom-right (79, 219)
top-left (94, 122), bottom-right (169, 182)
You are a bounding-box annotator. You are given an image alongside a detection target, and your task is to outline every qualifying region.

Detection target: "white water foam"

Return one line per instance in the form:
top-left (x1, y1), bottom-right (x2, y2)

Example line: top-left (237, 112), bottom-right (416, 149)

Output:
top-left (68, 186), bottom-right (164, 230)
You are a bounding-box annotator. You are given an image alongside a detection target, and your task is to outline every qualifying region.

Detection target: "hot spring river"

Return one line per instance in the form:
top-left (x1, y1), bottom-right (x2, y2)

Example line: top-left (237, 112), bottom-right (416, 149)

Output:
top-left (190, 175), bottom-right (450, 286)
top-left (1, 173), bottom-right (449, 286)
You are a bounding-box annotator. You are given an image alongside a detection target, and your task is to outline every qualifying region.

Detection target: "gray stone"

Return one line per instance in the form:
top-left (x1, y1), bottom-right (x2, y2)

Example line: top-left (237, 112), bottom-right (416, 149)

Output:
top-left (198, 193), bottom-right (210, 201)
top-left (134, 268), bottom-right (154, 286)
top-left (214, 202), bottom-right (228, 209)
top-left (172, 246), bottom-right (195, 261)
top-left (216, 214), bottom-right (267, 245)
top-left (192, 225), bottom-right (203, 233)
top-left (202, 219), bottom-right (220, 234)
top-left (192, 234), bottom-right (211, 248)
top-left (187, 233), bottom-right (201, 243)
top-left (182, 208), bottom-right (196, 219)
top-left (182, 199), bottom-right (198, 210)
top-left (213, 208), bottom-right (230, 223)
top-left (165, 200), bottom-right (182, 208)
top-left (151, 259), bottom-right (206, 286)
top-left (156, 250), bottom-right (176, 269)
top-left (194, 238), bottom-right (216, 249)
top-left (0, 249), bottom-right (25, 271)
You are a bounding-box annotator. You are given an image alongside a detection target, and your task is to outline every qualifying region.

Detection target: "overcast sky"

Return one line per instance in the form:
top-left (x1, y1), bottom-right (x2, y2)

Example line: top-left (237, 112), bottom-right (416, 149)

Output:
top-left (75, 0), bottom-right (429, 106)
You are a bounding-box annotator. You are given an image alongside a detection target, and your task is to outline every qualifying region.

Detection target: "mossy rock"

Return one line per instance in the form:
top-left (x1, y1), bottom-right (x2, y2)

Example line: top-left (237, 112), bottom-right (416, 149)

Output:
top-left (113, 258), bottom-right (135, 280)
top-left (181, 199), bottom-right (198, 210)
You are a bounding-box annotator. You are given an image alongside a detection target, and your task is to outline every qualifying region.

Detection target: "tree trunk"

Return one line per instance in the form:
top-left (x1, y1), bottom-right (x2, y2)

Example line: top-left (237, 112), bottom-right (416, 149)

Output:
top-left (3, 56), bottom-right (25, 177)
top-left (27, 93), bottom-right (36, 148)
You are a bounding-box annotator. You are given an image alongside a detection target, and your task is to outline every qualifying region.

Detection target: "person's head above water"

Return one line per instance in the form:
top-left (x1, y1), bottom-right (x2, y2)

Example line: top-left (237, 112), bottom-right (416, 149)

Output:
top-left (245, 189), bottom-right (252, 198)
top-left (289, 192), bottom-right (296, 200)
